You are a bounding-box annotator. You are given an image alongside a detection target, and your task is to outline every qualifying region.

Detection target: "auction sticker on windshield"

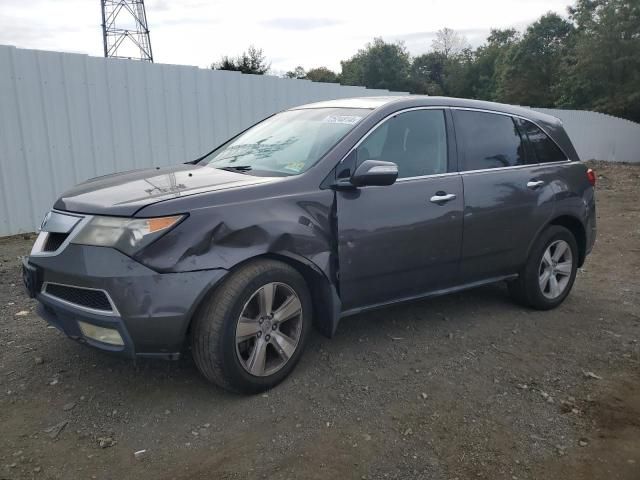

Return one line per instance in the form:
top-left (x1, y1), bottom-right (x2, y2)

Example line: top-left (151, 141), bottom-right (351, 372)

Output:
top-left (322, 115), bottom-right (363, 125)
top-left (284, 161), bottom-right (305, 173)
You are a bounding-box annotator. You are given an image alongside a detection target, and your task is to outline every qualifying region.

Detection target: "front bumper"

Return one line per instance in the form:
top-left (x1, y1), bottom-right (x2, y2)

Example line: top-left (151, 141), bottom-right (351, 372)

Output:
top-left (26, 244), bottom-right (227, 359)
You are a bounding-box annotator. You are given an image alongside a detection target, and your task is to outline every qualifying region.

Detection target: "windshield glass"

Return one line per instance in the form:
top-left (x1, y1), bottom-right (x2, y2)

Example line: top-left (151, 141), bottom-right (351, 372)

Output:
top-left (200, 108), bottom-right (368, 176)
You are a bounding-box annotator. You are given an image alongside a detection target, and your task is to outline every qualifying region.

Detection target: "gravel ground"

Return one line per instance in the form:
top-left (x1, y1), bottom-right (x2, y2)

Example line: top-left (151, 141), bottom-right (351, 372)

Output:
top-left (1, 161), bottom-right (639, 480)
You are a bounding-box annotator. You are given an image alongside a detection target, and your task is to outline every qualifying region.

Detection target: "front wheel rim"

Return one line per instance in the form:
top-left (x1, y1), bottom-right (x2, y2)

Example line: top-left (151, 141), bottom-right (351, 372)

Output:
top-left (538, 239), bottom-right (573, 299)
top-left (235, 282), bottom-right (303, 377)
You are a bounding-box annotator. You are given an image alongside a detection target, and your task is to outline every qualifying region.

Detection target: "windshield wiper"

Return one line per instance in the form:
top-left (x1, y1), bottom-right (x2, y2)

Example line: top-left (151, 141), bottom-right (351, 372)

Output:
top-left (216, 165), bottom-right (253, 174)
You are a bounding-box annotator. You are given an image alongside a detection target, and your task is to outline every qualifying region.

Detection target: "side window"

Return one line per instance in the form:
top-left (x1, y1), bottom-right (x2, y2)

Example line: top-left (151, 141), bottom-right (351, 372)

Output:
top-left (355, 109), bottom-right (448, 179)
top-left (517, 119), bottom-right (567, 163)
top-left (453, 110), bottom-right (526, 171)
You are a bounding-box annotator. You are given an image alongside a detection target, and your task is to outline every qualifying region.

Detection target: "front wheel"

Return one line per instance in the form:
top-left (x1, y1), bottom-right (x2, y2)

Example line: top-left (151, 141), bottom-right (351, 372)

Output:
top-left (191, 260), bottom-right (312, 394)
top-left (509, 225), bottom-right (578, 310)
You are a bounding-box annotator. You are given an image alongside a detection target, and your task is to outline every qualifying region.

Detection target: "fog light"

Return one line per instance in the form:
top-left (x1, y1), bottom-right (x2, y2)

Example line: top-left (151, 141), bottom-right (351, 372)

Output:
top-left (78, 321), bottom-right (124, 346)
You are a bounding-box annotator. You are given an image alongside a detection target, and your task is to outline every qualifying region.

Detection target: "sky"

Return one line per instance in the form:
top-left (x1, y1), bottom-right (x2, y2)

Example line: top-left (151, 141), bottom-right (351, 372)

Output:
top-left (0, 0), bottom-right (574, 74)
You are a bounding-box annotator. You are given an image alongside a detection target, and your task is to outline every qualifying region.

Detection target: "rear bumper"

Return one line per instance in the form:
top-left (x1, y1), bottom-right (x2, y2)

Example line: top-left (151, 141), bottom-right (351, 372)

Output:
top-left (26, 244), bottom-right (228, 359)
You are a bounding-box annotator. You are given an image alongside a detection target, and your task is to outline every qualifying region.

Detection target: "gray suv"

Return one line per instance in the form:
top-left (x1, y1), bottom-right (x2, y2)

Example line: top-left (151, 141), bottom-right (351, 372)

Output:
top-left (23, 96), bottom-right (596, 393)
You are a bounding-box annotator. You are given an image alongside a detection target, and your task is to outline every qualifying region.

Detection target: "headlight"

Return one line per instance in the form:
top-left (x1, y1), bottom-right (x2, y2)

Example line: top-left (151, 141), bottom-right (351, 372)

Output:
top-left (72, 215), bottom-right (184, 255)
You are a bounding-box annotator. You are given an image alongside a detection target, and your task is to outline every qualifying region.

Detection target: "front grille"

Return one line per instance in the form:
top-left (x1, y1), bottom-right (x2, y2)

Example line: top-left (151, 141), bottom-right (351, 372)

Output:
top-left (43, 232), bottom-right (69, 252)
top-left (44, 284), bottom-right (113, 312)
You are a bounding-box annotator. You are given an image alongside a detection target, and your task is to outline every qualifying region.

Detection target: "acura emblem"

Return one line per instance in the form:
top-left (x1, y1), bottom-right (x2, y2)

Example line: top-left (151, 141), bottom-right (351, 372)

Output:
top-left (40, 211), bottom-right (52, 231)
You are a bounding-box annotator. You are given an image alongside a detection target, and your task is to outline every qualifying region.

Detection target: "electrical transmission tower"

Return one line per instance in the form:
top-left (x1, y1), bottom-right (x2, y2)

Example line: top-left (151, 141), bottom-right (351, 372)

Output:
top-left (101, 0), bottom-right (153, 62)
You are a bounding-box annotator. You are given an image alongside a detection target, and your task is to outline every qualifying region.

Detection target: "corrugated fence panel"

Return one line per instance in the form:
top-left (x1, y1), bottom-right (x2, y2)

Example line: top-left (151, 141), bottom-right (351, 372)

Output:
top-left (0, 45), bottom-right (408, 235)
top-left (533, 108), bottom-right (640, 163)
top-left (1, 44), bottom-right (637, 236)
top-left (0, 45), bottom-right (29, 235)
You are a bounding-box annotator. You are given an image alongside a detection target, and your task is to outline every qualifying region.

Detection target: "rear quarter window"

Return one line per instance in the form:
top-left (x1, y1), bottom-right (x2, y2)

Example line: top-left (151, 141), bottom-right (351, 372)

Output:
top-left (517, 119), bottom-right (567, 163)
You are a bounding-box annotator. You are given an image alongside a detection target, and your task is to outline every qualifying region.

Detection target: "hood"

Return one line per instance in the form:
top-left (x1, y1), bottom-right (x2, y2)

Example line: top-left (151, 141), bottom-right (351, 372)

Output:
top-left (53, 164), bottom-right (278, 216)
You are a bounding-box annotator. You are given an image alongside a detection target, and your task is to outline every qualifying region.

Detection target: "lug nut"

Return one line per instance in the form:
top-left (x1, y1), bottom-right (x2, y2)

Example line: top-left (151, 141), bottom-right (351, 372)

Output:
top-left (265, 334), bottom-right (271, 341)
top-left (272, 324), bottom-right (277, 330)
top-left (259, 318), bottom-right (264, 324)
top-left (257, 331), bottom-right (262, 338)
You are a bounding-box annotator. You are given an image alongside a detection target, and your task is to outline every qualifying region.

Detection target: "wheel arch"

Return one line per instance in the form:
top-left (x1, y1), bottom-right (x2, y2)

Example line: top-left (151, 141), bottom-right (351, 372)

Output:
top-left (184, 253), bottom-right (342, 342)
top-left (548, 215), bottom-right (587, 267)
top-left (259, 253), bottom-right (342, 339)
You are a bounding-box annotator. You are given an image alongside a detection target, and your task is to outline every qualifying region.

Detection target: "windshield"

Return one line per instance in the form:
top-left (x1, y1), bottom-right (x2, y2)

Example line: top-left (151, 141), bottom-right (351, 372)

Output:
top-left (200, 108), bottom-right (368, 176)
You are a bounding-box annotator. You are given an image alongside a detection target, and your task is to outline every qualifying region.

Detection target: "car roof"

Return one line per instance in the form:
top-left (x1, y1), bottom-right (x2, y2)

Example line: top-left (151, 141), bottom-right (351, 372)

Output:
top-left (291, 95), bottom-right (562, 126)
top-left (290, 95), bottom-right (579, 162)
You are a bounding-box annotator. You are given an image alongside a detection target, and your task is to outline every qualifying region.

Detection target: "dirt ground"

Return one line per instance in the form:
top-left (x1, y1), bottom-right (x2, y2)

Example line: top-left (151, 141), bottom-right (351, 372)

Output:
top-left (0, 161), bottom-right (638, 480)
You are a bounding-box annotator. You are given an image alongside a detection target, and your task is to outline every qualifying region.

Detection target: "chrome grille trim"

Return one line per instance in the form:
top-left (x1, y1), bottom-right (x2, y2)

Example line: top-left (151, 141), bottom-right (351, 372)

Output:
top-left (40, 210), bottom-right (82, 233)
top-left (31, 211), bottom-right (92, 257)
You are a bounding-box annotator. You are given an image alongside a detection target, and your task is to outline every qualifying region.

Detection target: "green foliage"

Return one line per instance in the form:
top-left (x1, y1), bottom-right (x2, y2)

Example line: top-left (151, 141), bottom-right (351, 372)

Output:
top-left (495, 13), bottom-right (575, 106)
top-left (285, 66), bottom-right (306, 79)
top-left (212, 1), bottom-right (640, 121)
top-left (211, 46), bottom-right (270, 75)
top-left (305, 67), bottom-right (339, 83)
top-left (470, 29), bottom-right (520, 100)
top-left (409, 51), bottom-right (447, 94)
top-left (340, 38), bottom-right (411, 90)
top-left (558, 0), bottom-right (640, 120)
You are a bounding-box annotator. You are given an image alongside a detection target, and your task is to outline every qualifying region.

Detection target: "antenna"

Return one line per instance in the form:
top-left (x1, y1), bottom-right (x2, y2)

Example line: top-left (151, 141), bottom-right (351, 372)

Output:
top-left (101, 0), bottom-right (154, 62)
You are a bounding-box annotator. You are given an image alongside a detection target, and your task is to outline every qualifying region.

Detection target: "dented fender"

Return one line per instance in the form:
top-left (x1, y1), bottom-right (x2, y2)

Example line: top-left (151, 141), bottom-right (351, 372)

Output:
top-left (134, 188), bottom-right (343, 336)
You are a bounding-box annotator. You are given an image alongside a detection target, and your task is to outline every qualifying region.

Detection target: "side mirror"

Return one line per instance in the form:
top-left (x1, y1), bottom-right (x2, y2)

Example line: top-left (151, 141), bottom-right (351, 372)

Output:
top-left (349, 160), bottom-right (398, 187)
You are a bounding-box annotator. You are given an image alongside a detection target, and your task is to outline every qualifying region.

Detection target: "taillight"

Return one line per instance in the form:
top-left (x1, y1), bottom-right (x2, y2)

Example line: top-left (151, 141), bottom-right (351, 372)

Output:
top-left (587, 168), bottom-right (596, 187)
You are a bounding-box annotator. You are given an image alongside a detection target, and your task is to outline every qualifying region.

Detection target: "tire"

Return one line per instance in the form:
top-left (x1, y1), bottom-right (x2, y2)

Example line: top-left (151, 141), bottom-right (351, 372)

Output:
top-left (191, 259), bottom-right (312, 394)
top-left (508, 225), bottom-right (578, 310)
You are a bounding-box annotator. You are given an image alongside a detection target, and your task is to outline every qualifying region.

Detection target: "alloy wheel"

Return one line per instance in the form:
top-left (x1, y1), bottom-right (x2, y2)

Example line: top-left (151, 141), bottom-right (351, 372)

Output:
top-left (538, 239), bottom-right (573, 299)
top-left (235, 282), bottom-right (303, 377)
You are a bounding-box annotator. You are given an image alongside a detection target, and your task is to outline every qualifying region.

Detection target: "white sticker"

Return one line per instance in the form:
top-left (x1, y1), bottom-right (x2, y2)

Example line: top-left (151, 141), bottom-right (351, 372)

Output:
top-left (322, 115), bottom-right (363, 125)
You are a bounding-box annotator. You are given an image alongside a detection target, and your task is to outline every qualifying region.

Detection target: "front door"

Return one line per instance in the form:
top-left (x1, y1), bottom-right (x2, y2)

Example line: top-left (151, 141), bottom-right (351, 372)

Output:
top-left (336, 108), bottom-right (464, 311)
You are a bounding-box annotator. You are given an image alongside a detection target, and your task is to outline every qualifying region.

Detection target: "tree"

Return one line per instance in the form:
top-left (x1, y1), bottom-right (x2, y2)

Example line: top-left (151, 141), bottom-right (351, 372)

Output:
top-left (409, 51), bottom-right (447, 94)
top-left (285, 66), bottom-right (306, 79)
top-left (264, 0), bottom-right (640, 121)
top-left (441, 47), bottom-right (476, 98)
top-left (495, 13), bottom-right (574, 106)
top-left (558, 0), bottom-right (640, 121)
top-left (431, 27), bottom-right (470, 58)
top-left (410, 27), bottom-right (475, 98)
top-left (211, 45), bottom-right (270, 75)
top-left (408, 28), bottom-right (475, 97)
top-left (340, 38), bottom-right (411, 91)
top-left (305, 67), bottom-right (339, 83)
top-left (471, 28), bottom-right (520, 100)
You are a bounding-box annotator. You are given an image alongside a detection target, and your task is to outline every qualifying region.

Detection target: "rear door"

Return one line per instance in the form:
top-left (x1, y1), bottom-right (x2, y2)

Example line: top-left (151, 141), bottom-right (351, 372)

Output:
top-left (336, 108), bottom-right (464, 311)
top-left (453, 109), bottom-right (556, 281)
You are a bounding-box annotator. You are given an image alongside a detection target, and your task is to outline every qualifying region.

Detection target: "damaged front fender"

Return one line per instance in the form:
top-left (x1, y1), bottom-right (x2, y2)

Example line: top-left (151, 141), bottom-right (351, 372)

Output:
top-left (134, 189), bottom-right (342, 337)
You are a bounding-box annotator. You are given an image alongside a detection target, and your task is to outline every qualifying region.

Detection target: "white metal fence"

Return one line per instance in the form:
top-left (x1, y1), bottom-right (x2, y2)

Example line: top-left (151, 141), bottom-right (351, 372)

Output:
top-left (533, 108), bottom-right (640, 164)
top-left (1, 45), bottom-right (639, 236)
top-left (0, 45), bottom-right (408, 236)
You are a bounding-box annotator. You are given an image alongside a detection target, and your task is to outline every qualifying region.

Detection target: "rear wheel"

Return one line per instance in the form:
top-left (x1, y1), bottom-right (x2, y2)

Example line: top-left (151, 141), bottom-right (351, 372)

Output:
top-left (509, 225), bottom-right (578, 310)
top-left (191, 260), bottom-right (312, 393)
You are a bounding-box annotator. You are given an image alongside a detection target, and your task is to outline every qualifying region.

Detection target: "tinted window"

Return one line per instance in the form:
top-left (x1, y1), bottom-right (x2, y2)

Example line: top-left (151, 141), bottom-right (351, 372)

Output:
top-left (517, 119), bottom-right (567, 163)
top-left (356, 109), bottom-right (447, 178)
top-left (454, 110), bottom-right (526, 171)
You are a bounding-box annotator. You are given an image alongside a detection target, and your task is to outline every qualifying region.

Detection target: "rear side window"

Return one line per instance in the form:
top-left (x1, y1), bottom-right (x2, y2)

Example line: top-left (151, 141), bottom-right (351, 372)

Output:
top-left (356, 109), bottom-right (448, 178)
top-left (453, 110), bottom-right (526, 171)
top-left (517, 119), bottom-right (567, 163)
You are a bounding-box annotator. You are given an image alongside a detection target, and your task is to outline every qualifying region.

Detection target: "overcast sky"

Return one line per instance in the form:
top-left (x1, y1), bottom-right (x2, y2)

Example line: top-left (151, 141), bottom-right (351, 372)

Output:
top-left (0, 0), bottom-right (573, 73)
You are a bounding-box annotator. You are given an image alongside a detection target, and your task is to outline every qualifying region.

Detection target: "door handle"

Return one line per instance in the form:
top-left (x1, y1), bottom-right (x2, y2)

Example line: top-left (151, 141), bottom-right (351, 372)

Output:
top-left (527, 180), bottom-right (545, 189)
top-left (430, 192), bottom-right (457, 204)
